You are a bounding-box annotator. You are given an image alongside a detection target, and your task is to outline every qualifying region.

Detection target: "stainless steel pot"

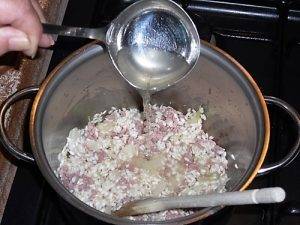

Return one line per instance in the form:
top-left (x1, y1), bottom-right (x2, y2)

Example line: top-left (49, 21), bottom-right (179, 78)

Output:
top-left (0, 41), bottom-right (299, 225)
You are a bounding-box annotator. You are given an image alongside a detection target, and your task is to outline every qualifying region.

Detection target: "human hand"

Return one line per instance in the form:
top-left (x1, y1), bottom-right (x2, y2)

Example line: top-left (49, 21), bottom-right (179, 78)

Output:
top-left (0, 0), bottom-right (54, 57)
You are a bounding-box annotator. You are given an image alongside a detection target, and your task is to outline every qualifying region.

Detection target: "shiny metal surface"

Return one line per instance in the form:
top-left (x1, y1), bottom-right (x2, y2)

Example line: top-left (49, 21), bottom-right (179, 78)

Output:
top-left (28, 42), bottom-right (269, 225)
top-left (258, 96), bottom-right (300, 175)
top-left (43, 0), bottom-right (200, 92)
top-left (107, 0), bottom-right (200, 91)
top-left (0, 87), bottom-right (39, 163)
top-left (42, 23), bottom-right (107, 41)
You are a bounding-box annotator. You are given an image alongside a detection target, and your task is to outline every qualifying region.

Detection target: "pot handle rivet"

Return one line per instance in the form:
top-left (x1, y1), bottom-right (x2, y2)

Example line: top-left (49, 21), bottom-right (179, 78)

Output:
top-left (258, 96), bottom-right (300, 176)
top-left (0, 87), bottom-right (39, 163)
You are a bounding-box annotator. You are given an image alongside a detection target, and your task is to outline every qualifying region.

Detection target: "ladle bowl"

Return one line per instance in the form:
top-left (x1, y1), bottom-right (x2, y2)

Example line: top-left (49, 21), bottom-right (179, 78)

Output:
top-left (43, 0), bottom-right (200, 91)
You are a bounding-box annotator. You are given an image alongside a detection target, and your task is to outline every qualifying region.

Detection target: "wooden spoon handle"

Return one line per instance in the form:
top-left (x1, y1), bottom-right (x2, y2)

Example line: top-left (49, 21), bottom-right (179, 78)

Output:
top-left (164, 187), bottom-right (285, 208)
top-left (114, 187), bottom-right (286, 217)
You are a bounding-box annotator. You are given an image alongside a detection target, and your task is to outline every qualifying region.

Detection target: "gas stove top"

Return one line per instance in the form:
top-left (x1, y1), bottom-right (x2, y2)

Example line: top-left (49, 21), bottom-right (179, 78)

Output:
top-left (1, 0), bottom-right (299, 225)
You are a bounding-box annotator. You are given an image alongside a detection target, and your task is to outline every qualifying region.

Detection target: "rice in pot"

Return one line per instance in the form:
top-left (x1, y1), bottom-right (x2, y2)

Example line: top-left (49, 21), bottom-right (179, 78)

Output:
top-left (57, 105), bottom-right (228, 221)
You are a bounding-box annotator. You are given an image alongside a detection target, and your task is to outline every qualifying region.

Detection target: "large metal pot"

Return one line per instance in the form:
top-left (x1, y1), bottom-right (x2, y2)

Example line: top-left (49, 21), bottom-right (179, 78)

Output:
top-left (0, 41), bottom-right (299, 225)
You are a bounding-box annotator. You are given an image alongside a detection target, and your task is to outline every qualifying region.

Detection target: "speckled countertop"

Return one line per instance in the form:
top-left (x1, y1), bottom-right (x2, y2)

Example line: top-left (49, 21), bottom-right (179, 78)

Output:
top-left (0, 0), bottom-right (69, 221)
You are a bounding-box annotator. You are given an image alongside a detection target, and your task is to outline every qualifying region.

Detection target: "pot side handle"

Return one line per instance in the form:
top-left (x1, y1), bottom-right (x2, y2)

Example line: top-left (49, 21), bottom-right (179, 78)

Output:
top-left (0, 87), bottom-right (39, 163)
top-left (258, 96), bottom-right (300, 176)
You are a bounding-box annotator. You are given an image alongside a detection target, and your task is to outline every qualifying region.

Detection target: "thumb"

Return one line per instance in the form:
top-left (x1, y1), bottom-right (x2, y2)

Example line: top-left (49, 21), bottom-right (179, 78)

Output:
top-left (0, 26), bottom-right (30, 56)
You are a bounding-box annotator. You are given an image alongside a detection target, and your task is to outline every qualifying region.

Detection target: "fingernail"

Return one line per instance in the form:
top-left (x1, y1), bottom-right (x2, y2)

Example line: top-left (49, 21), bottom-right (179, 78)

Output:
top-left (8, 36), bottom-right (31, 51)
top-left (31, 46), bottom-right (38, 58)
top-left (23, 45), bottom-right (38, 59)
top-left (47, 35), bottom-right (55, 46)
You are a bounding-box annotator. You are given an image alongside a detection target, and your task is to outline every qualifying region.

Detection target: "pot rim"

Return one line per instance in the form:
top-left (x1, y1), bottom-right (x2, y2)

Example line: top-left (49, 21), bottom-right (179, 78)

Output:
top-left (29, 40), bottom-right (270, 224)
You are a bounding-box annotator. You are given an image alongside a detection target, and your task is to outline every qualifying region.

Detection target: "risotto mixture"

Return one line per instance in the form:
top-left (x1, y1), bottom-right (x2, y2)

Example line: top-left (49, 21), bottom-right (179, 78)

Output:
top-left (57, 105), bottom-right (228, 221)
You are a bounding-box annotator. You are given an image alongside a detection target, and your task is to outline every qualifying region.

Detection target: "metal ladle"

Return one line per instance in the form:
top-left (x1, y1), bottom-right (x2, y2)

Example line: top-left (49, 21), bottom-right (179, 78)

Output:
top-left (43, 0), bottom-right (200, 91)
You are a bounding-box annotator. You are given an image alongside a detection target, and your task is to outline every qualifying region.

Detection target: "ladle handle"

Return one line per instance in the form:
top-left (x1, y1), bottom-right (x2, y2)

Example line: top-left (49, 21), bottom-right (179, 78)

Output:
top-left (42, 23), bottom-right (107, 42)
top-left (0, 87), bottom-right (38, 163)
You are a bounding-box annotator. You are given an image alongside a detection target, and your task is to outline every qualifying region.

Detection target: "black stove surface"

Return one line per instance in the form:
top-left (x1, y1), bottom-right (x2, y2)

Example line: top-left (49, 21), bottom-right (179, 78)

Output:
top-left (1, 0), bottom-right (300, 225)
